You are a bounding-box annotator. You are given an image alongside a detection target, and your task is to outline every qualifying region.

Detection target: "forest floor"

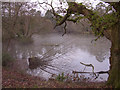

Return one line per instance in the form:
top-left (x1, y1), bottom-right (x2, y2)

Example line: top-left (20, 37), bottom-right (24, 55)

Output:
top-left (2, 67), bottom-right (112, 88)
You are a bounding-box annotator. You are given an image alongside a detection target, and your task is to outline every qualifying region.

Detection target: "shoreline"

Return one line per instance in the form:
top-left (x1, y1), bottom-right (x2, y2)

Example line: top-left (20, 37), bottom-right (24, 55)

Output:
top-left (2, 67), bottom-right (112, 88)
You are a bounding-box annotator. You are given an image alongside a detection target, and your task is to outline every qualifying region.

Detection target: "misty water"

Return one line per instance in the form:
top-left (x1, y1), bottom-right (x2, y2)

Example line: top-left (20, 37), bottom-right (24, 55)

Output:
top-left (8, 33), bottom-right (111, 82)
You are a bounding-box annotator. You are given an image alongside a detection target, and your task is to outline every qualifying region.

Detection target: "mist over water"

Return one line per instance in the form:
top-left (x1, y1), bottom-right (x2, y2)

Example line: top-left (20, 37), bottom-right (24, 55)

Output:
top-left (8, 33), bottom-right (111, 81)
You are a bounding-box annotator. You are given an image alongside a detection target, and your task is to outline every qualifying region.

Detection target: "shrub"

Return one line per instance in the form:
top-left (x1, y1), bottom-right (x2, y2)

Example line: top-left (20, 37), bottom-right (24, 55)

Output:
top-left (17, 36), bottom-right (33, 45)
top-left (56, 72), bottom-right (66, 82)
top-left (2, 52), bottom-right (15, 67)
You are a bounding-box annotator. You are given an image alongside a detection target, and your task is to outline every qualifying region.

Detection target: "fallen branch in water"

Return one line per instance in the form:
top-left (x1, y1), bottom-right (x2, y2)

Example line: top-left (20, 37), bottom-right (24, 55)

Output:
top-left (80, 62), bottom-right (96, 76)
top-left (74, 62), bottom-right (109, 79)
top-left (80, 62), bottom-right (94, 73)
top-left (72, 70), bottom-right (109, 79)
top-left (72, 71), bottom-right (109, 74)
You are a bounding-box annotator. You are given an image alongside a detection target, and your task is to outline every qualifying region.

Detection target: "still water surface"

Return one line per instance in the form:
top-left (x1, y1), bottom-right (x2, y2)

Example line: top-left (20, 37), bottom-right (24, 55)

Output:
top-left (8, 34), bottom-right (111, 81)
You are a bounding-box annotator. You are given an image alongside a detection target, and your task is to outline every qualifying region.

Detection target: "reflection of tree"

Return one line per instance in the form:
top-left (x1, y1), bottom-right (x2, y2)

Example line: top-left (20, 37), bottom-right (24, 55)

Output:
top-left (87, 38), bottom-right (111, 62)
top-left (96, 51), bottom-right (108, 62)
top-left (71, 36), bottom-right (111, 62)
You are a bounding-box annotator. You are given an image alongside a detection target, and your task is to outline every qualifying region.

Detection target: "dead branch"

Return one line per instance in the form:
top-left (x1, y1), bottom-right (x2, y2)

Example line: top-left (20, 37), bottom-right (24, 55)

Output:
top-left (72, 70), bottom-right (109, 79)
top-left (62, 21), bottom-right (67, 36)
top-left (80, 62), bottom-right (95, 73)
top-left (38, 1), bottom-right (62, 19)
top-left (72, 71), bottom-right (109, 74)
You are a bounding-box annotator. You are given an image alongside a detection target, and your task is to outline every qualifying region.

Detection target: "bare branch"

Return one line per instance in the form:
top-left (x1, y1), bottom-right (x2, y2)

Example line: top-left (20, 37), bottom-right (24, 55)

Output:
top-left (62, 21), bottom-right (67, 36)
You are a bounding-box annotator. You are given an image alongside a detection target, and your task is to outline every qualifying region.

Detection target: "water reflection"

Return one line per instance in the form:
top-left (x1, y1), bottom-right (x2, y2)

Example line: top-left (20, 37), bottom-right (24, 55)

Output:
top-left (7, 34), bottom-right (111, 81)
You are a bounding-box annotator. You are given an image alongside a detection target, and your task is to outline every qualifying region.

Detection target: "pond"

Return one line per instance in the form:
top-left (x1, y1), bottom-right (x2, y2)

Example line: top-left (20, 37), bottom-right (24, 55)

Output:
top-left (7, 33), bottom-right (111, 82)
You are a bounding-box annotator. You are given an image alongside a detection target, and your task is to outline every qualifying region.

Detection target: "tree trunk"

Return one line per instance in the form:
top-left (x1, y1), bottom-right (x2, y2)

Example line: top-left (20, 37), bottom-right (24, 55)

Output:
top-left (107, 20), bottom-right (120, 88)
